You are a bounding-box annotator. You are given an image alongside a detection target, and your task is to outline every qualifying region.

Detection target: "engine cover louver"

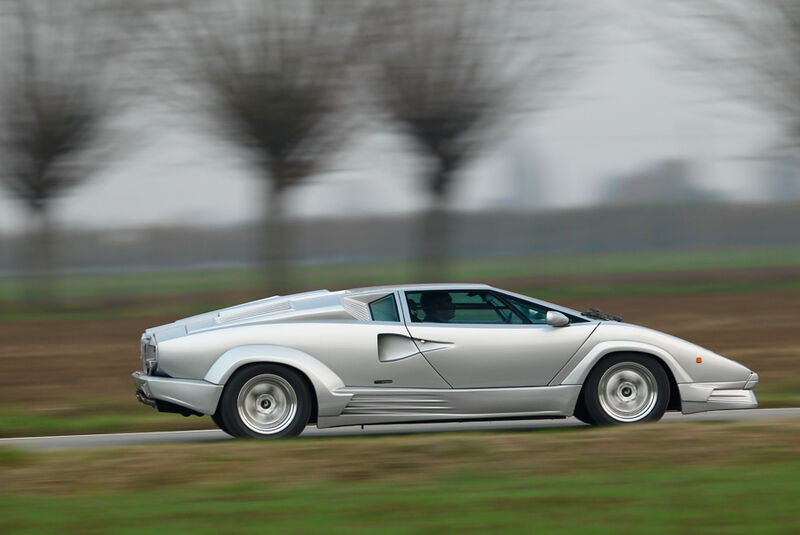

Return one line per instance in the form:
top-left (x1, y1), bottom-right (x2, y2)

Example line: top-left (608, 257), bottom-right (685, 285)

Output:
top-left (216, 299), bottom-right (293, 323)
top-left (342, 297), bottom-right (371, 321)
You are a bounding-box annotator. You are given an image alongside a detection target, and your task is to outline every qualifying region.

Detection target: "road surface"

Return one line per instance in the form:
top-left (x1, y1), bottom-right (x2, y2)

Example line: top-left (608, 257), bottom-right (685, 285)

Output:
top-left (1, 408), bottom-right (798, 451)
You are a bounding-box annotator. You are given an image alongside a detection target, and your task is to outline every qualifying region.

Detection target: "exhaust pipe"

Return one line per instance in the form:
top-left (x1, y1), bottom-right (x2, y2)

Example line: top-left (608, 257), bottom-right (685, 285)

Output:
top-left (135, 389), bottom-right (157, 409)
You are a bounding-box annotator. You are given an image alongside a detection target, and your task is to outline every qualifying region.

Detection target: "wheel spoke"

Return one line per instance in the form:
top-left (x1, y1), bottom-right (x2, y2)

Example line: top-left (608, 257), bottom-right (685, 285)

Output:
top-left (236, 374), bottom-right (298, 434)
top-left (597, 363), bottom-right (657, 422)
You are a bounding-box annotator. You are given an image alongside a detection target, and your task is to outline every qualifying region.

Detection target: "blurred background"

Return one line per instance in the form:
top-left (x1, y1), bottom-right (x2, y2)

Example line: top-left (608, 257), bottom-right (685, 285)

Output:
top-left (0, 1), bottom-right (799, 532)
top-left (1, 0), bottom-right (798, 289)
top-left (0, 0), bottom-right (798, 421)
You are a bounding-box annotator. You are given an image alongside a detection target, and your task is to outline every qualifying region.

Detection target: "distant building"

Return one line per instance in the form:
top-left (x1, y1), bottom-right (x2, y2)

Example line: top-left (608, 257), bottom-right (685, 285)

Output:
top-left (602, 159), bottom-right (720, 205)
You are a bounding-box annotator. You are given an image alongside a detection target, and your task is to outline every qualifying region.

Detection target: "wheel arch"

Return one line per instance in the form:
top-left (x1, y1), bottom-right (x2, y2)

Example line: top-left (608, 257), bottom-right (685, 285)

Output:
top-left (221, 361), bottom-right (320, 424)
top-left (571, 350), bottom-right (682, 414)
top-left (559, 341), bottom-right (691, 385)
top-left (204, 345), bottom-right (352, 419)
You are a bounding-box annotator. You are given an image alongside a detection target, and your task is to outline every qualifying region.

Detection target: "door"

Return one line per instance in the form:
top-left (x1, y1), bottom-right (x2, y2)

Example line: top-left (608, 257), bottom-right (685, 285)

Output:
top-left (285, 291), bottom-right (449, 389)
top-left (403, 289), bottom-right (597, 388)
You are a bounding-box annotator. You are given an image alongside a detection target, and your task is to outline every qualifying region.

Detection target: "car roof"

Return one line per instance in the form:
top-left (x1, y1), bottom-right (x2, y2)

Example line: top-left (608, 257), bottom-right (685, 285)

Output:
top-left (346, 283), bottom-right (493, 295)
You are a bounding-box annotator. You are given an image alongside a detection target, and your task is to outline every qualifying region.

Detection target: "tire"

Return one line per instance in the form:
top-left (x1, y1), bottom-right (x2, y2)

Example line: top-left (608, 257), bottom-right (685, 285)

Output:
top-left (582, 354), bottom-right (669, 425)
top-left (571, 396), bottom-right (596, 425)
top-left (211, 411), bottom-right (233, 436)
top-left (219, 363), bottom-right (312, 439)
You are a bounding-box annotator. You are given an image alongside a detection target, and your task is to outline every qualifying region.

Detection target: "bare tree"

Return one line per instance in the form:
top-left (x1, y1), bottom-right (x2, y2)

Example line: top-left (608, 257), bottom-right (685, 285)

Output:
top-left (656, 1), bottom-right (800, 148)
top-left (160, 1), bottom-right (356, 293)
top-left (363, 0), bottom-right (581, 280)
top-left (0, 0), bottom-right (128, 299)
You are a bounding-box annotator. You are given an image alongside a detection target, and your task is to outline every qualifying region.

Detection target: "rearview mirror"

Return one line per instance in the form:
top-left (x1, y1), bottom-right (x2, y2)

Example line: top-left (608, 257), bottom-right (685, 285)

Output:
top-left (546, 311), bottom-right (569, 327)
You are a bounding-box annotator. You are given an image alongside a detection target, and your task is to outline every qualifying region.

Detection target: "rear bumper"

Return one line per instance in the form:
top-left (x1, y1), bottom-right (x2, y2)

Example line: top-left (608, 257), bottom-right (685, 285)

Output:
top-left (132, 371), bottom-right (223, 415)
top-left (679, 372), bottom-right (759, 415)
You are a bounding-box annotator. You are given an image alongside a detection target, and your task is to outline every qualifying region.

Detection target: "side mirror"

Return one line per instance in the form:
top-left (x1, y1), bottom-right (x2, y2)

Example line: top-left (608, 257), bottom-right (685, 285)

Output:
top-left (546, 311), bottom-right (570, 327)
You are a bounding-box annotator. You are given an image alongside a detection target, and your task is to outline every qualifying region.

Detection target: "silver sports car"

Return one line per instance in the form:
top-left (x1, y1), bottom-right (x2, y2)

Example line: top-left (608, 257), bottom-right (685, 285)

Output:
top-left (132, 284), bottom-right (758, 438)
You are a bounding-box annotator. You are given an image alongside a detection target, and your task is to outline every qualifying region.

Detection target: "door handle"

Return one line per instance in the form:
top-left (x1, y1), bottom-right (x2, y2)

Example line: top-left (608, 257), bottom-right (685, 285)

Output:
top-left (411, 337), bottom-right (453, 354)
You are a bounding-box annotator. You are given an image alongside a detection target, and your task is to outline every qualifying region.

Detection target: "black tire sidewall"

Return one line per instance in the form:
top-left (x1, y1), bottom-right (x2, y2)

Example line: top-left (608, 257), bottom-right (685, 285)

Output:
top-left (211, 411), bottom-right (233, 436)
top-left (572, 396), bottom-right (597, 425)
top-left (220, 363), bottom-right (312, 439)
top-left (583, 354), bottom-right (669, 425)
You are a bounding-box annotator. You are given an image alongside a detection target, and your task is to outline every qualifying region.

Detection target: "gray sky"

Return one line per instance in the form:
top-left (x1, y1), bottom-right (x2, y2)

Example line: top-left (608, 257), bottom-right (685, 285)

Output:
top-left (0, 12), bottom-right (780, 234)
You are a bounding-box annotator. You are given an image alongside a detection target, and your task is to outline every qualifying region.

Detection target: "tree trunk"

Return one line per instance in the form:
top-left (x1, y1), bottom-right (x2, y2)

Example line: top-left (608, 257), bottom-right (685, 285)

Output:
top-left (22, 204), bottom-right (55, 303)
top-left (261, 182), bottom-right (290, 295)
top-left (418, 181), bottom-right (451, 283)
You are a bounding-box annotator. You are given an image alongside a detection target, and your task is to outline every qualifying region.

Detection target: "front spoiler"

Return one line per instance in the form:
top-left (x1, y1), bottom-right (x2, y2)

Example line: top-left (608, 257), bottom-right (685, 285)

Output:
top-left (679, 373), bottom-right (759, 414)
top-left (132, 371), bottom-right (223, 415)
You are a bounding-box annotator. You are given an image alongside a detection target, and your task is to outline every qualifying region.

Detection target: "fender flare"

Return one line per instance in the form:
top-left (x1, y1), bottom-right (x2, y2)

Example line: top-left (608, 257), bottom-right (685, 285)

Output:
top-left (204, 345), bottom-right (352, 417)
top-left (556, 341), bottom-right (693, 386)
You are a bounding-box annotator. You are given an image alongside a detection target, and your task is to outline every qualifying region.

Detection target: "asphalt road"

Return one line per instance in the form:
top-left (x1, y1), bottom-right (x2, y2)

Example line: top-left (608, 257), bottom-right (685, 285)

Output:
top-left (2, 408), bottom-right (799, 451)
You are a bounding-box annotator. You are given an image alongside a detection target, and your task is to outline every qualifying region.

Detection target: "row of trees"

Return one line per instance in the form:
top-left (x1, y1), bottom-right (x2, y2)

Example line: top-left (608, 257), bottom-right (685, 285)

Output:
top-left (1, 0), bottom-right (798, 296)
top-left (1, 0), bottom-right (582, 293)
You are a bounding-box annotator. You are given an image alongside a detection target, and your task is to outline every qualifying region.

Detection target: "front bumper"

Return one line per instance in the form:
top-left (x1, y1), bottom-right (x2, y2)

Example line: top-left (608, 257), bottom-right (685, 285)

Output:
top-left (132, 371), bottom-right (224, 416)
top-left (679, 372), bottom-right (759, 415)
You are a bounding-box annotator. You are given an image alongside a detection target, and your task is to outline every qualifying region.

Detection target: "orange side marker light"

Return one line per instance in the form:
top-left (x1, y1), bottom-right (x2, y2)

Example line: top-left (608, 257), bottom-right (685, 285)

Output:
top-left (696, 357), bottom-right (703, 364)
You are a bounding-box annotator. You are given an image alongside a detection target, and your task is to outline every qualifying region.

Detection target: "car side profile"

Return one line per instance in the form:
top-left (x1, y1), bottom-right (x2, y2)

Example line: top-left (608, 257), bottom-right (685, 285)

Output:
top-left (132, 284), bottom-right (758, 438)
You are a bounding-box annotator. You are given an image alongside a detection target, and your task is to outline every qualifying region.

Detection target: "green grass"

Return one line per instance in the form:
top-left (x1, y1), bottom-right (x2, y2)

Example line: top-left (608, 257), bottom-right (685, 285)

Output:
top-left (450, 246), bottom-right (800, 278)
top-left (0, 405), bottom-right (214, 438)
top-left (2, 245), bottom-right (800, 301)
top-left (4, 419), bottom-right (800, 532)
top-left (1, 245), bottom-right (799, 321)
top-left (0, 458), bottom-right (797, 534)
top-left (0, 447), bottom-right (34, 468)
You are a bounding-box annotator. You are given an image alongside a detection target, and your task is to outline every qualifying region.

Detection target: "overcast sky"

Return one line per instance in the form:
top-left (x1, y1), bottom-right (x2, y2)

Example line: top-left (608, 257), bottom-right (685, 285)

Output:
top-left (0, 6), bottom-right (780, 234)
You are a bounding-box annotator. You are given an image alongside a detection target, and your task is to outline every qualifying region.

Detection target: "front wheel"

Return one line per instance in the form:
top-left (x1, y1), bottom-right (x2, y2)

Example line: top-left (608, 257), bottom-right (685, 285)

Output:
top-left (211, 411), bottom-right (233, 436)
top-left (219, 364), bottom-right (312, 439)
top-left (581, 354), bottom-right (669, 425)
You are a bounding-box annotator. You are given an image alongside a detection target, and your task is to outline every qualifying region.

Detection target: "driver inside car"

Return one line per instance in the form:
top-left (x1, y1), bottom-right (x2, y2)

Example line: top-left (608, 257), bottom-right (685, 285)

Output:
top-left (420, 291), bottom-right (456, 323)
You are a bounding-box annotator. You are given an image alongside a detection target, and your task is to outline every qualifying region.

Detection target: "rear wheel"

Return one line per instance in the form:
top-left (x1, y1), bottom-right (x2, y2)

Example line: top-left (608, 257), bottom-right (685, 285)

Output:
top-left (220, 364), bottom-right (311, 439)
top-left (571, 396), bottom-right (596, 425)
top-left (582, 354), bottom-right (669, 425)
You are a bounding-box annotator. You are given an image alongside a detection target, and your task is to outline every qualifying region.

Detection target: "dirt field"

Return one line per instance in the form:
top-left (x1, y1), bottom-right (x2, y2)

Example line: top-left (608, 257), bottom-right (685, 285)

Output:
top-left (0, 279), bottom-right (797, 436)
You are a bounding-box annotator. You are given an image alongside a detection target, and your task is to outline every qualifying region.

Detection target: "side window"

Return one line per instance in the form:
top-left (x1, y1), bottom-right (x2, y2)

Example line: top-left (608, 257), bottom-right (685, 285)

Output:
top-left (369, 294), bottom-right (400, 322)
top-left (500, 294), bottom-right (552, 325)
top-left (406, 290), bottom-right (525, 324)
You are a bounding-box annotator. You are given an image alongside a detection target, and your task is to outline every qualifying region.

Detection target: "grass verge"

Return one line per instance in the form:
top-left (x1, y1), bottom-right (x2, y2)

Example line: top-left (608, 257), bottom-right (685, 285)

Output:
top-left (0, 404), bottom-right (215, 438)
top-left (1, 419), bottom-right (799, 533)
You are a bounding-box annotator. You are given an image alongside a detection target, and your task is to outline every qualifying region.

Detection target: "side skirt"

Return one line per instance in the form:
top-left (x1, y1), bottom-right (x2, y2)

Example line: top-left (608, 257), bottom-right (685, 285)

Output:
top-left (316, 385), bottom-right (581, 429)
